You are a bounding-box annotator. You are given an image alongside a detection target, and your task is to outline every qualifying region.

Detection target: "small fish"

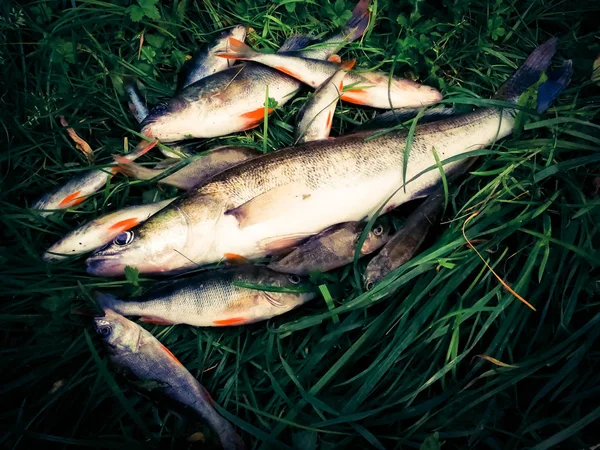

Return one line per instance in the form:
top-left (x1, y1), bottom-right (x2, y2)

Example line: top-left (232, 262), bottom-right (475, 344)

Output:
top-left (268, 221), bottom-right (391, 276)
top-left (32, 140), bottom-right (157, 217)
top-left (295, 60), bottom-right (354, 143)
top-left (115, 145), bottom-right (261, 190)
top-left (124, 80), bottom-right (149, 123)
top-left (43, 199), bottom-right (174, 262)
top-left (93, 310), bottom-right (245, 450)
top-left (363, 190), bottom-right (446, 290)
top-left (86, 39), bottom-right (570, 277)
top-left (95, 266), bottom-right (316, 326)
top-left (180, 25), bottom-right (248, 89)
top-left (217, 38), bottom-right (442, 109)
top-left (139, 1), bottom-right (369, 143)
top-left (277, 0), bottom-right (370, 60)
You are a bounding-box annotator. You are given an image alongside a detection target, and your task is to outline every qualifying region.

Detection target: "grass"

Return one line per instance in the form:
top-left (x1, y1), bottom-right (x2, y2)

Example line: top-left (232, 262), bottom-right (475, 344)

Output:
top-left (1, 0), bottom-right (599, 449)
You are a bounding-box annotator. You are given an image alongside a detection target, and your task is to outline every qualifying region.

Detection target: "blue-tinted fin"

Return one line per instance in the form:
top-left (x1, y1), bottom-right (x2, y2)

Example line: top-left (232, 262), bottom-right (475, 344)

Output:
top-left (536, 60), bottom-right (573, 113)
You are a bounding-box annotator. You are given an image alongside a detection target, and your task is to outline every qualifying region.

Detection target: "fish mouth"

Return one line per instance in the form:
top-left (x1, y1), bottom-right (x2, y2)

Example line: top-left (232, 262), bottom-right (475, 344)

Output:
top-left (86, 255), bottom-right (127, 277)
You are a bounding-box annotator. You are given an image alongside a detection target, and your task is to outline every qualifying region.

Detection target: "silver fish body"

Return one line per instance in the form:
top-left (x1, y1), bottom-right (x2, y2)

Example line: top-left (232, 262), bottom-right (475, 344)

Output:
top-left (94, 310), bottom-right (245, 450)
top-left (96, 266), bottom-right (315, 326)
top-left (268, 221), bottom-right (391, 275)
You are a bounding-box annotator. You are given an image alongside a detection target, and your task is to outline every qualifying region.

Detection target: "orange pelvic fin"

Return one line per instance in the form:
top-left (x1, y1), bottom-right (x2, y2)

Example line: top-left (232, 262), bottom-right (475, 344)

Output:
top-left (58, 191), bottom-right (83, 207)
top-left (140, 316), bottom-right (175, 325)
top-left (328, 54), bottom-right (342, 63)
top-left (213, 317), bottom-right (247, 326)
top-left (224, 253), bottom-right (251, 265)
top-left (108, 217), bottom-right (140, 233)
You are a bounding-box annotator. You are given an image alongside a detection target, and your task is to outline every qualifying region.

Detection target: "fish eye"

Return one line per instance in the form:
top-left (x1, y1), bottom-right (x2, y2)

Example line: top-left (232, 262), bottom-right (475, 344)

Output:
top-left (373, 225), bottom-right (384, 236)
top-left (95, 322), bottom-right (112, 337)
top-left (365, 280), bottom-right (375, 291)
top-left (288, 275), bottom-right (301, 284)
top-left (114, 231), bottom-right (134, 246)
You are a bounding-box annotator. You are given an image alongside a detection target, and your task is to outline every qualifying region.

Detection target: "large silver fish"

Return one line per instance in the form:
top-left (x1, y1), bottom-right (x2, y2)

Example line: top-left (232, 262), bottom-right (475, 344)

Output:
top-left (86, 39), bottom-right (571, 276)
top-left (139, 1), bottom-right (369, 142)
top-left (95, 266), bottom-right (316, 326)
top-left (93, 310), bottom-right (245, 450)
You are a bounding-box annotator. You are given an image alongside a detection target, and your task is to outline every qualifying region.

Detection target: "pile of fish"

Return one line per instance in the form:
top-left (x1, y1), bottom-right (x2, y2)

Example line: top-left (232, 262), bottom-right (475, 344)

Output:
top-left (33, 0), bottom-right (573, 446)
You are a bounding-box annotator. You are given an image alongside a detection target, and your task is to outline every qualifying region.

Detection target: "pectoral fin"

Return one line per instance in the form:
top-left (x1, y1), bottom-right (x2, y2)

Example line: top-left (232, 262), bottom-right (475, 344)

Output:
top-left (225, 183), bottom-right (311, 228)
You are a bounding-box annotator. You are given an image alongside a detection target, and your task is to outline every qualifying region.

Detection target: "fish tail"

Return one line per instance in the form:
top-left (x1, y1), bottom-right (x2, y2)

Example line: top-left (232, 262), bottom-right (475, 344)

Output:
top-left (493, 37), bottom-right (563, 104)
top-left (95, 292), bottom-right (120, 312)
top-left (342, 0), bottom-right (370, 43)
top-left (536, 60), bottom-right (573, 113)
top-left (218, 38), bottom-right (258, 61)
top-left (113, 155), bottom-right (157, 180)
top-left (123, 78), bottom-right (148, 124)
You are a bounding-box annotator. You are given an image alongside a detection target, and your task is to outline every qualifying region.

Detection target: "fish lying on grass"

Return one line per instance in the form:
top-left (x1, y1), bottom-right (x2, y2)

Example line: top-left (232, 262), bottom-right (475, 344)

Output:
top-left (216, 39), bottom-right (442, 109)
top-left (43, 199), bottom-right (174, 262)
top-left (295, 60), bottom-right (354, 143)
top-left (358, 105), bottom-right (463, 131)
top-left (268, 221), bottom-right (391, 275)
top-left (363, 190), bottom-right (446, 289)
top-left (32, 140), bottom-right (158, 217)
top-left (95, 266), bottom-right (316, 326)
top-left (115, 145), bottom-right (260, 190)
top-left (180, 25), bottom-right (248, 89)
top-left (86, 38), bottom-right (572, 277)
top-left (139, 0), bottom-right (369, 142)
top-left (94, 310), bottom-right (245, 450)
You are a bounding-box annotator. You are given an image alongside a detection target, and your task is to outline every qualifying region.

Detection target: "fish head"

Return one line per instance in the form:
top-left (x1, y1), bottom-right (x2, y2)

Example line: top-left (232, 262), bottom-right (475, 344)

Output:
top-left (141, 96), bottom-right (203, 142)
top-left (362, 72), bottom-right (443, 107)
top-left (86, 204), bottom-right (192, 276)
top-left (94, 309), bottom-right (142, 354)
top-left (361, 222), bottom-right (392, 254)
top-left (255, 268), bottom-right (317, 307)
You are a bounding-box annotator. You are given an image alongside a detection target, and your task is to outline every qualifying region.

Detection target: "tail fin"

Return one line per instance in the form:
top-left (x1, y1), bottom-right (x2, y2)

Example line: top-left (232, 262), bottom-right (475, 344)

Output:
top-left (277, 34), bottom-right (316, 53)
top-left (217, 38), bottom-right (259, 61)
top-left (94, 292), bottom-right (120, 311)
top-left (493, 38), bottom-right (558, 102)
top-left (536, 60), bottom-right (573, 113)
top-left (113, 156), bottom-right (160, 180)
top-left (341, 0), bottom-right (371, 43)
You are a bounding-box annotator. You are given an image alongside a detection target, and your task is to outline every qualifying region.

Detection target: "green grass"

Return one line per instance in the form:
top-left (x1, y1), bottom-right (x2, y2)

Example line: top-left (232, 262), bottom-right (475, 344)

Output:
top-left (1, 0), bottom-right (599, 449)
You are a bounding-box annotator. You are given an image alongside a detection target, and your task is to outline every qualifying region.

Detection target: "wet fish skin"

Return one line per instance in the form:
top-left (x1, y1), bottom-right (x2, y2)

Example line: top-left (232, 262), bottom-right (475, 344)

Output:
top-left (363, 191), bottom-right (446, 289)
top-left (86, 39), bottom-right (568, 277)
top-left (295, 60), bottom-right (354, 143)
top-left (217, 39), bottom-right (442, 109)
top-left (94, 310), bottom-right (245, 450)
top-left (181, 25), bottom-right (248, 89)
top-left (43, 199), bottom-right (174, 262)
top-left (96, 266), bottom-right (316, 326)
top-left (268, 221), bottom-right (391, 276)
top-left (116, 145), bottom-right (261, 190)
top-left (140, 63), bottom-right (302, 142)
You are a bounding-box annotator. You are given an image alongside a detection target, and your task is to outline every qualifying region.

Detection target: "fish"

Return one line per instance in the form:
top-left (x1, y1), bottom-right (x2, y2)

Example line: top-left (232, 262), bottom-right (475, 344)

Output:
top-left (86, 38), bottom-right (571, 277)
top-left (115, 145), bottom-right (261, 190)
top-left (32, 140), bottom-right (158, 217)
top-left (216, 39), bottom-right (442, 109)
top-left (295, 60), bottom-right (354, 143)
top-left (124, 80), bottom-right (149, 124)
top-left (180, 25), bottom-right (248, 89)
top-left (363, 190), bottom-right (446, 290)
top-left (95, 266), bottom-right (316, 326)
top-left (93, 309), bottom-right (245, 450)
top-left (278, 0), bottom-right (370, 60)
top-left (268, 221), bottom-right (391, 276)
top-left (139, 1), bottom-right (369, 143)
top-left (357, 105), bottom-right (465, 131)
top-left (43, 199), bottom-right (174, 262)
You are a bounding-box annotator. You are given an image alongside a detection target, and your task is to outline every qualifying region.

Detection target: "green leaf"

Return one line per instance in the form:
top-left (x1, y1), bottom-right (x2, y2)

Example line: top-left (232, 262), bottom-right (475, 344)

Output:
top-left (126, 5), bottom-right (145, 22)
top-left (266, 97), bottom-right (279, 109)
top-left (145, 34), bottom-right (165, 48)
top-left (420, 432), bottom-right (442, 450)
top-left (285, 2), bottom-right (296, 13)
top-left (124, 266), bottom-right (140, 287)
